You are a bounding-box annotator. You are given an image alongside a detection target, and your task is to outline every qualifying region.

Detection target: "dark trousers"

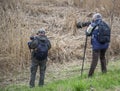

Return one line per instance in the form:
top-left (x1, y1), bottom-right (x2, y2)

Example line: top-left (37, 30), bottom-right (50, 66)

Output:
top-left (88, 49), bottom-right (107, 77)
top-left (29, 57), bottom-right (47, 87)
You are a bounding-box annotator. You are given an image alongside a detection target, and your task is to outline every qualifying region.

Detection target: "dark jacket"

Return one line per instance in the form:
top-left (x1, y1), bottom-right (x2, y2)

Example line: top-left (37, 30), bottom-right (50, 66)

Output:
top-left (28, 35), bottom-right (51, 56)
top-left (86, 19), bottom-right (109, 50)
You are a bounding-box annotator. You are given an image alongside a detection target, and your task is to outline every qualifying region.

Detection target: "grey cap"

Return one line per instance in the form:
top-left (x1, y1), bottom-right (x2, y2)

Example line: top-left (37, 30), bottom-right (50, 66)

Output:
top-left (92, 13), bottom-right (102, 20)
top-left (37, 28), bottom-right (46, 34)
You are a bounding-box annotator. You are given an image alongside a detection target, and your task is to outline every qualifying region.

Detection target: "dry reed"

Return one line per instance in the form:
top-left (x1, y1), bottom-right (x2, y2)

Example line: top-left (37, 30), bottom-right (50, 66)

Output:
top-left (0, 0), bottom-right (120, 82)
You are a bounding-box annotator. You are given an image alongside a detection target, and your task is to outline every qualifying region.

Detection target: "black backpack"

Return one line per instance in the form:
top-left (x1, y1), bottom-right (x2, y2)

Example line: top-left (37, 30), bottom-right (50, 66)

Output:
top-left (34, 39), bottom-right (48, 60)
top-left (97, 21), bottom-right (111, 44)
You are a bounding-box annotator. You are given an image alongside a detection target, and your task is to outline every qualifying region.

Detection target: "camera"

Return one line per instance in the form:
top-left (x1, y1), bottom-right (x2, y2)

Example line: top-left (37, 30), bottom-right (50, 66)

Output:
top-left (77, 21), bottom-right (91, 28)
top-left (30, 36), bottom-right (35, 40)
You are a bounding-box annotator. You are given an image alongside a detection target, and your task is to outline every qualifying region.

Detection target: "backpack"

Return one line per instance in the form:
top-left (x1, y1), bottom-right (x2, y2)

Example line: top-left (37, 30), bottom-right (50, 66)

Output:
top-left (34, 39), bottom-right (48, 60)
top-left (97, 21), bottom-right (111, 44)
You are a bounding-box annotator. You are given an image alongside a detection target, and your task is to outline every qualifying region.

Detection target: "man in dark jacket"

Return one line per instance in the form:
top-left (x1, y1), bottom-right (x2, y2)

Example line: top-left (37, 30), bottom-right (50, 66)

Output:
top-left (77, 13), bottom-right (110, 77)
top-left (28, 28), bottom-right (51, 88)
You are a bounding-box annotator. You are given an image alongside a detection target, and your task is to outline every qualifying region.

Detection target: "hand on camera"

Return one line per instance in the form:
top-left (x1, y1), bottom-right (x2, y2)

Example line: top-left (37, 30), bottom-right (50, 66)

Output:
top-left (30, 36), bottom-right (34, 40)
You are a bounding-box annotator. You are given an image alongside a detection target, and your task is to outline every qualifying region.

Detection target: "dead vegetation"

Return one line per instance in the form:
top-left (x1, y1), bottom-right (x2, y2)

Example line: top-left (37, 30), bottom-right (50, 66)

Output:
top-left (0, 0), bottom-right (120, 86)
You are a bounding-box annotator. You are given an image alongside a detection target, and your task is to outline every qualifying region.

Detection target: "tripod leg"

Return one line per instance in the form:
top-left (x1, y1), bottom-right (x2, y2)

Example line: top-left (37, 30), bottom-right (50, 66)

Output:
top-left (81, 35), bottom-right (88, 77)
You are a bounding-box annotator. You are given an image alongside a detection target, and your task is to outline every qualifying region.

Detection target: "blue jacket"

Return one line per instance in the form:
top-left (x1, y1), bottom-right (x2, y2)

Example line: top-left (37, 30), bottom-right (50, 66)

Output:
top-left (87, 19), bottom-right (109, 50)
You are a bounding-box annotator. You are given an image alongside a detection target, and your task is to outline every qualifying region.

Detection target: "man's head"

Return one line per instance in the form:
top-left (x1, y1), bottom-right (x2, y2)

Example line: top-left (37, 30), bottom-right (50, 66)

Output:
top-left (37, 28), bottom-right (46, 36)
top-left (92, 13), bottom-right (102, 21)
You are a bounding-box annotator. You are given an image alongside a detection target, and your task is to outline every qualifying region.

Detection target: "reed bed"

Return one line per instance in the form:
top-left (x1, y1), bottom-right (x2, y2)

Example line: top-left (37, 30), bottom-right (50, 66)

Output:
top-left (0, 0), bottom-right (120, 79)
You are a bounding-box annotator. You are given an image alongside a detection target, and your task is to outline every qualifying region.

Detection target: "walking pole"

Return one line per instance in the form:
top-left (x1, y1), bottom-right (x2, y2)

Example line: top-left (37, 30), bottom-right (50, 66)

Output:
top-left (81, 35), bottom-right (88, 77)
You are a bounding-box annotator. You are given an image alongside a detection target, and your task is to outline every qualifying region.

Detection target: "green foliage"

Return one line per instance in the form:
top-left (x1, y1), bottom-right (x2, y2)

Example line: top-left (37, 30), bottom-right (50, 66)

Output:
top-left (3, 60), bottom-right (120, 91)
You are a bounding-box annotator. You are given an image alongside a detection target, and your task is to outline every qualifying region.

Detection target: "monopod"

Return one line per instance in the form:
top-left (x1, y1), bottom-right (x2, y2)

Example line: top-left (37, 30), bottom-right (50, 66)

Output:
top-left (81, 35), bottom-right (88, 77)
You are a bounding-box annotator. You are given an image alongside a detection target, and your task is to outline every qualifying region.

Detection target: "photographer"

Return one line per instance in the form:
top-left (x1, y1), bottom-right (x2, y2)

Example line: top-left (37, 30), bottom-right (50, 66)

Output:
top-left (77, 13), bottom-right (111, 77)
top-left (28, 29), bottom-right (51, 88)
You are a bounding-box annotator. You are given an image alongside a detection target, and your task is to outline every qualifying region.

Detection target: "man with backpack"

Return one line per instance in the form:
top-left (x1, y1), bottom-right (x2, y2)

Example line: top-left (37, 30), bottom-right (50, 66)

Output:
top-left (28, 28), bottom-right (51, 88)
top-left (77, 13), bottom-right (111, 77)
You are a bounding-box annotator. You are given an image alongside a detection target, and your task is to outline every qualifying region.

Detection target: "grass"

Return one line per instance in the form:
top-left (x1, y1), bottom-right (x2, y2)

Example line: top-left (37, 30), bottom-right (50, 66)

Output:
top-left (2, 60), bottom-right (120, 91)
top-left (3, 72), bottom-right (120, 91)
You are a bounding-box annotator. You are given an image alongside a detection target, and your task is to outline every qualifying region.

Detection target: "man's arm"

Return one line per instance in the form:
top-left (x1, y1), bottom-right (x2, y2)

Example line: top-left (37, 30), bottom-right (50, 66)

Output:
top-left (28, 36), bottom-right (39, 49)
top-left (77, 21), bottom-right (91, 28)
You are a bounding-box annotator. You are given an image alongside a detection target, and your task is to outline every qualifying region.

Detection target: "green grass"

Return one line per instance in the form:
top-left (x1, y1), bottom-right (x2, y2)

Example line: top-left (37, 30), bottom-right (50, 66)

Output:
top-left (2, 60), bottom-right (120, 91)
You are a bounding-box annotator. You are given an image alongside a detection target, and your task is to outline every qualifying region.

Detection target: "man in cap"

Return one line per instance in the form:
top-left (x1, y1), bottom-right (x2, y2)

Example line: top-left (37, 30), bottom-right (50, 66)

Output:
top-left (77, 13), bottom-right (110, 77)
top-left (28, 28), bottom-right (51, 88)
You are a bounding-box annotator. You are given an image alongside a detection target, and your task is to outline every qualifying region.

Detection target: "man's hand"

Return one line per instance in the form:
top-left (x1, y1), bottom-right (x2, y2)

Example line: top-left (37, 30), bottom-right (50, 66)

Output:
top-left (30, 36), bottom-right (34, 40)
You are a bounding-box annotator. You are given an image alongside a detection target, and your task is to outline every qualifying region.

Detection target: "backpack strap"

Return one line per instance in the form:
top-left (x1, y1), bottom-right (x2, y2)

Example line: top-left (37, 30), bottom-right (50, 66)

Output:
top-left (86, 24), bottom-right (97, 36)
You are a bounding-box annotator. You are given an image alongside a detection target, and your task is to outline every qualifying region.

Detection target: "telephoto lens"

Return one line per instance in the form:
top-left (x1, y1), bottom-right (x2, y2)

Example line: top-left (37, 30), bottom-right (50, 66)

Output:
top-left (82, 21), bottom-right (91, 27)
top-left (76, 22), bottom-right (82, 28)
top-left (77, 21), bottom-right (91, 28)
